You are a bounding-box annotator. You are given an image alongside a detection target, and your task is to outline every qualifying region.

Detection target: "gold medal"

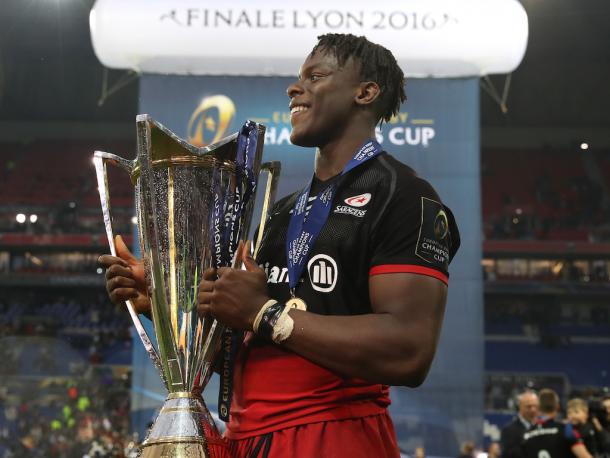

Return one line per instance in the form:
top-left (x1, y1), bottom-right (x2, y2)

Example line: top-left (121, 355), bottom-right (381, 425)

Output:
top-left (286, 297), bottom-right (307, 311)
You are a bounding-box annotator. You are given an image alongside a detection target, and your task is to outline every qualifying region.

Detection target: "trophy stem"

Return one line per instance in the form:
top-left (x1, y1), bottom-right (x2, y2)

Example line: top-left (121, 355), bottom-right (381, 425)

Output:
top-left (141, 392), bottom-right (227, 458)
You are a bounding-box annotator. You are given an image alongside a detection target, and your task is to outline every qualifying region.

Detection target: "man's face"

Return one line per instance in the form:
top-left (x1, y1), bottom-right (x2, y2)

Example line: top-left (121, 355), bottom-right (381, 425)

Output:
top-left (287, 49), bottom-right (362, 147)
top-left (519, 393), bottom-right (540, 422)
top-left (567, 407), bottom-right (588, 425)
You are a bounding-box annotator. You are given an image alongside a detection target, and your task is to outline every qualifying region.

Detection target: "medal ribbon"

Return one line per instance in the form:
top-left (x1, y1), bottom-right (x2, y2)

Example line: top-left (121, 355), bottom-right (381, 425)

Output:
top-left (218, 121), bottom-right (259, 422)
top-left (286, 139), bottom-right (383, 292)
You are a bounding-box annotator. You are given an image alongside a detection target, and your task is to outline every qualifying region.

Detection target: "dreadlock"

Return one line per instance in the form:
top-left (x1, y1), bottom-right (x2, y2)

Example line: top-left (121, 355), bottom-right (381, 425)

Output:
top-left (311, 33), bottom-right (406, 124)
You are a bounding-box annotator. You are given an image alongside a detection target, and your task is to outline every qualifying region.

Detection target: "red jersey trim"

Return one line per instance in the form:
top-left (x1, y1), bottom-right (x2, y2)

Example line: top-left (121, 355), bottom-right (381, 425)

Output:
top-left (369, 264), bottom-right (448, 285)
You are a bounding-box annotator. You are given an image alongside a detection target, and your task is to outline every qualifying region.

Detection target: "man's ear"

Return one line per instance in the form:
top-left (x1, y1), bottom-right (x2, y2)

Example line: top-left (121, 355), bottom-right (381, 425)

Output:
top-left (355, 81), bottom-right (381, 107)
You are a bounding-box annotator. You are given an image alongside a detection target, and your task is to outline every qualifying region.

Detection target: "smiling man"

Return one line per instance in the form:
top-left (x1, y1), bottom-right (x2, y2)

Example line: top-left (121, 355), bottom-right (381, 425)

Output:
top-left (101, 33), bottom-right (460, 457)
top-left (198, 34), bottom-right (460, 457)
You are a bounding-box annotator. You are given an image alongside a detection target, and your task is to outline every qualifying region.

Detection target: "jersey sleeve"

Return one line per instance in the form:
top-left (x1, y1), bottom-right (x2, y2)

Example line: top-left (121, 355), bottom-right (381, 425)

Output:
top-left (564, 423), bottom-right (584, 447)
top-left (369, 176), bottom-right (460, 285)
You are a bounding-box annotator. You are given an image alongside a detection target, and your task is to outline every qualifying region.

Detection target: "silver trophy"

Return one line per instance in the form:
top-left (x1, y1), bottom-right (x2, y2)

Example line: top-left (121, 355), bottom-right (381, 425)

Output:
top-left (93, 115), bottom-right (280, 457)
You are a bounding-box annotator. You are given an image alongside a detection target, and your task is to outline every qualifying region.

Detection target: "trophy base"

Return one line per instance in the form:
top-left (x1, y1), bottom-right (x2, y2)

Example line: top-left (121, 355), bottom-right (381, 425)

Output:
top-left (140, 392), bottom-right (228, 458)
top-left (141, 441), bottom-right (211, 458)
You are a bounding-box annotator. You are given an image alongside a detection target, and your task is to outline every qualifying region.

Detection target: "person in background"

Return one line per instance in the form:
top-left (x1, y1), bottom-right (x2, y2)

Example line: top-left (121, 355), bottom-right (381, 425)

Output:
top-left (588, 395), bottom-right (610, 455)
top-left (566, 398), bottom-right (598, 455)
top-left (414, 446), bottom-right (426, 458)
top-left (488, 442), bottom-right (501, 458)
top-left (458, 441), bottom-right (476, 458)
top-left (522, 388), bottom-right (592, 458)
top-left (501, 390), bottom-right (540, 458)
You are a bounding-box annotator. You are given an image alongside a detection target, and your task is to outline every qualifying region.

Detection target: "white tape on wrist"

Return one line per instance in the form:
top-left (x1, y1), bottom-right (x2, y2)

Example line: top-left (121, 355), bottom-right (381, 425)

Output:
top-left (271, 305), bottom-right (294, 344)
top-left (252, 299), bottom-right (277, 333)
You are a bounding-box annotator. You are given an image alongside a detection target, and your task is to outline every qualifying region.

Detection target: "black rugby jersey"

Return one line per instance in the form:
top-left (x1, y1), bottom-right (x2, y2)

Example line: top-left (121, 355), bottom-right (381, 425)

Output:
top-left (522, 418), bottom-right (584, 458)
top-left (255, 152), bottom-right (460, 316)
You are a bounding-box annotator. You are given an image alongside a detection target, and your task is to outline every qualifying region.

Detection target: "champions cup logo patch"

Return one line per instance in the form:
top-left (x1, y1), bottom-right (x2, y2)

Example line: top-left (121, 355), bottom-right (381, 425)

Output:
top-left (415, 197), bottom-right (451, 270)
top-left (188, 95), bottom-right (236, 147)
top-left (307, 254), bottom-right (338, 293)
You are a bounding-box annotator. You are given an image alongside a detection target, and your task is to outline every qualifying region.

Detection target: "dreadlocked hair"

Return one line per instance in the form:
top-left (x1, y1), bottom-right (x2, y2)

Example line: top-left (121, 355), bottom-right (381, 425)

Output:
top-left (311, 33), bottom-right (406, 124)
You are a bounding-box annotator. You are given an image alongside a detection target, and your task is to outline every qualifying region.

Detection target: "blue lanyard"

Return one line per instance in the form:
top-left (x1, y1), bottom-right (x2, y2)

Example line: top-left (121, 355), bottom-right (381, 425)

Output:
top-left (285, 139), bottom-right (383, 293)
top-left (210, 121), bottom-right (259, 269)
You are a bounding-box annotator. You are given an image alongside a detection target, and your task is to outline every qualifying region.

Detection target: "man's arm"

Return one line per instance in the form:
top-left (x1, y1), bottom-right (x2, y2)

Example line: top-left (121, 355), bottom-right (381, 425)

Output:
top-left (283, 273), bottom-right (446, 386)
top-left (198, 242), bottom-right (448, 387)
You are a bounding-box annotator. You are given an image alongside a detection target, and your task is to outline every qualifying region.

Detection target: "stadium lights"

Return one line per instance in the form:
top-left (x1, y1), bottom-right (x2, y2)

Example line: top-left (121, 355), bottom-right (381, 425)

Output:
top-left (16, 213), bottom-right (39, 224)
top-left (580, 142), bottom-right (589, 150)
top-left (131, 216), bottom-right (138, 225)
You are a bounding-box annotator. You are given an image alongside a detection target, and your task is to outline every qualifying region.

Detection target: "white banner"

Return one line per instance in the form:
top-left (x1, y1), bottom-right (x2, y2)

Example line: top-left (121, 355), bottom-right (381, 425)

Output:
top-left (90, 0), bottom-right (528, 78)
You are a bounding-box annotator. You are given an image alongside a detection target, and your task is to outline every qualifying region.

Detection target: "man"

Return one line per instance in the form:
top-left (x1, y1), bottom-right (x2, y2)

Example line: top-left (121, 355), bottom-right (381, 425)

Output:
top-left (100, 34), bottom-right (460, 457)
top-left (522, 389), bottom-right (592, 458)
top-left (501, 390), bottom-right (540, 458)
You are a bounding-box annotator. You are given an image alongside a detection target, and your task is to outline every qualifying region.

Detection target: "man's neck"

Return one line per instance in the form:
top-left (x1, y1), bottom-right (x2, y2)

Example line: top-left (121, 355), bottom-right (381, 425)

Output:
top-left (314, 125), bottom-right (376, 181)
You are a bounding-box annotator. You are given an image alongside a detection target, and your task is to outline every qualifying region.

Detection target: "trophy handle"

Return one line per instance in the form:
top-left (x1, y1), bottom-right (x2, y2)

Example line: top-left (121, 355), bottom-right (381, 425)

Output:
top-left (93, 151), bottom-right (167, 388)
top-left (253, 161), bottom-right (281, 259)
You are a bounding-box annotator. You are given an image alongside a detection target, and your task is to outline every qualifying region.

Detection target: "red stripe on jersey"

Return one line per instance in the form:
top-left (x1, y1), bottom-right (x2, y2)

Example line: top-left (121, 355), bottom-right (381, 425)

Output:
top-left (369, 264), bottom-right (448, 285)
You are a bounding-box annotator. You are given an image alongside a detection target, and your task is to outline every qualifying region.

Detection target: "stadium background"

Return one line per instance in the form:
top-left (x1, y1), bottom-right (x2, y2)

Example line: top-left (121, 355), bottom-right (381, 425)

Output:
top-left (0, 0), bottom-right (609, 457)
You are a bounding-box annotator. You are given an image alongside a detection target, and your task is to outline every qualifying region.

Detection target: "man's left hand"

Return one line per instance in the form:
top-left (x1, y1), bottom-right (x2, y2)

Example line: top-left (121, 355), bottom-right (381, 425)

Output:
top-left (197, 240), bottom-right (270, 331)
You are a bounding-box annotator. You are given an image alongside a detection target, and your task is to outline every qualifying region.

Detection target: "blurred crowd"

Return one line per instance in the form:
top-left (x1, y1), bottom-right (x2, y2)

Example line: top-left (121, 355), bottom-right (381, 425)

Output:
top-left (0, 290), bottom-right (132, 369)
top-left (0, 373), bottom-right (137, 458)
top-left (487, 175), bottom-right (608, 242)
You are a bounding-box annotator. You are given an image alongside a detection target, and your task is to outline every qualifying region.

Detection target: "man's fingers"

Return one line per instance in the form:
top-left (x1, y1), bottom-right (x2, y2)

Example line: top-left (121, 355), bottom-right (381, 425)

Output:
top-left (202, 267), bottom-right (217, 281)
top-left (233, 240), bottom-right (245, 267)
top-left (115, 235), bottom-right (138, 263)
top-left (108, 276), bottom-right (136, 290)
top-left (197, 302), bottom-right (212, 318)
top-left (199, 279), bottom-right (214, 293)
top-left (242, 241), bottom-right (260, 273)
top-left (110, 288), bottom-right (139, 304)
top-left (197, 291), bottom-right (213, 305)
top-left (98, 254), bottom-right (128, 269)
top-left (105, 264), bottom-right (135, 281)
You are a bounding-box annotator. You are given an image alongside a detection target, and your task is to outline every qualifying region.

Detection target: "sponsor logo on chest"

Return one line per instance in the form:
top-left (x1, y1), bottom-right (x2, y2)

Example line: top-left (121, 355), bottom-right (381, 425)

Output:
top-left (262, 253), bottom-right (338, 293)
top-left (334, 193), bottom-right (371, 217)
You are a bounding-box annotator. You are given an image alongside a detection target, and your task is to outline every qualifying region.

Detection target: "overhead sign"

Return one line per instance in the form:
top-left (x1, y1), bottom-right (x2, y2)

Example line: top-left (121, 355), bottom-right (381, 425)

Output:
top-left (90, 0), bottom-right (528, 78)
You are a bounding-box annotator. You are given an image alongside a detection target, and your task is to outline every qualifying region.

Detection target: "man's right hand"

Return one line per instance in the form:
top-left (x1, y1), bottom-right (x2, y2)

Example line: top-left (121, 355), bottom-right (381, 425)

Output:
top-left (98, 235), bottom-right (151, 316)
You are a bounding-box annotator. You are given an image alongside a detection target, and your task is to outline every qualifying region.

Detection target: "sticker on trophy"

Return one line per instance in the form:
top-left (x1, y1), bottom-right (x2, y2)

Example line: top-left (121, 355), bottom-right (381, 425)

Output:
top-left (286, 297), bottom-right (307, 311)
top-left (415, 197), bottom-right (451, 271)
